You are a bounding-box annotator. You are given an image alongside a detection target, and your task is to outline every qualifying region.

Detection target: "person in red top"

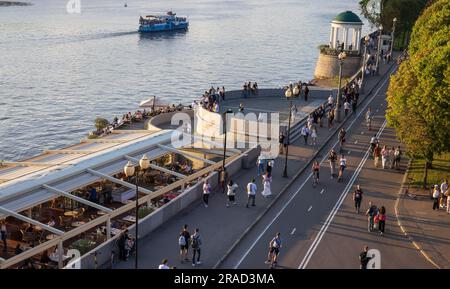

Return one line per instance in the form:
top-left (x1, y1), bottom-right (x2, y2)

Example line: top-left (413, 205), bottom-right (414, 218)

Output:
top-left (374, 206), bottom-right (387, 235)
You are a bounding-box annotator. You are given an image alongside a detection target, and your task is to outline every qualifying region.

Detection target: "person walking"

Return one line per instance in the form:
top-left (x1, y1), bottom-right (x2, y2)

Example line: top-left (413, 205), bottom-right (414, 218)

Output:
top-left (257, 155), bottom-right (265, 176)
top-left (202, 180), bottom-right (211, 208)
top-left (0, 220), bottom-right (7, 252)
top-left (279, 132), bottom-right (285, 154)
top-left (381, 145), bottom-right (389, 169)
top-left (441, 179), bottom-right (449, 211)
top-left (374, 143), bottom-right (381, 167)
top-left (261, 172), bottom-right (272, 198)
top-left (338, 154), bottom-right (347, 182)
top-left (389, 146), bottom-right (395, 169)
top-left (179, 225), bottom-right (191, 263)
top-left (365, 107), bottom-right (373, 131)
top-left (353, 185), bottom-right (363, 213)
top-left (365, 202), bottom-right (378, 232)
top-left (304, 85), bottom-right (309, 102)
top-left (226, 180), bottom-right (238, 207)
top-left (327, 109), bottom-right (334, 130)
top-left (393, 146), bottom-right (402, 169)
top-left (359, 246), bottom-right (372, 269)
top-left (310, 126), bottom-right (318, 146)
top-left (328, 148), bottom-right (337, 179)
top-left (338, 128), bottom-right (346, 153)
top-left (191, 228), bottom-right (202, 266)
top-left (301, 125), bottom-right (310, 145)
top-left (246, 178), bottom-right (257, 208)
top-left (312, 160), bottom-right (320, 187)
top-left (117, 229), bottom-right (128, 261)
top-left (266, 160), bottom-right (273, 176)
top-left (344, 100), bottom-right (350, 117)
top-left (376, 206), bottom-right (387, 235)
top-left (445, 185), bottom-right (450, 214)
top-left (432, 185), bottom-right (440, 210)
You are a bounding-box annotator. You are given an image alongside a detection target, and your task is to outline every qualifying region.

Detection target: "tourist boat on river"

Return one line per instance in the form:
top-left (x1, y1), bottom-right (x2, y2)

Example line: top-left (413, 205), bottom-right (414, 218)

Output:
top-left (138, 11), bottom-right (189, 33)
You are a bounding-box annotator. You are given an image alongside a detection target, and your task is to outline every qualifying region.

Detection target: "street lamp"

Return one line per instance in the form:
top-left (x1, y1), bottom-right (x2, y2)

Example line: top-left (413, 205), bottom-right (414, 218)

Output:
top-left (282, 87), bottom-right (293, 178)
top-left (123, 154), bottom-right (150, 269)
top-left (335, 51), bottom-right (347, 122)
top-left (221, 109), bottom-right (233, 193)
top-left (375, 24), bottom-right (383, 74)
top-left (360, 35), bottom-right (371, 93)
top-left (390, 17), bottom-right (397, 57)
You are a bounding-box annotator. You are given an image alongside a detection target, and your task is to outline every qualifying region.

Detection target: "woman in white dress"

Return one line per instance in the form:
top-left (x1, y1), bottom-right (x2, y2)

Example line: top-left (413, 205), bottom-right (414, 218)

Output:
top-left (310, 126), bottom-right (318, 145)
top-left (261, 172), bottom-right (272, 198)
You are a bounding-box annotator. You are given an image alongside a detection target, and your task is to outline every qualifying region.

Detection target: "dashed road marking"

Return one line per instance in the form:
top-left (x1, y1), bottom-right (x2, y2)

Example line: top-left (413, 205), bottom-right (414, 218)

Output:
top-left (320, 189), bottom-right (325, 195)
top-left (308, 206), bottom-right (313, 212)
top-left (291, 228), bottom-right (296, 235)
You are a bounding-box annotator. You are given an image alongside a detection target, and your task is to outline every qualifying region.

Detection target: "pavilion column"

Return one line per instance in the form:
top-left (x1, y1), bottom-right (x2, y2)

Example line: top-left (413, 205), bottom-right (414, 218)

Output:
top-left (330, 27), bottom-right (334, 46)
top-left (343, 28), bottom-right (348, 50)
top-left (335, 27), bottom-right (339, 48)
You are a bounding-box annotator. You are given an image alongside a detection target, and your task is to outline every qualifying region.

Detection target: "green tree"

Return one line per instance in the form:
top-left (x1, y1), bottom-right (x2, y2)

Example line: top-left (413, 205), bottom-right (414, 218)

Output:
top-left (386, 0), bottom-right (450, 188)
top-left (359, 0), bottom-right (429, 49)
top-left (94, 117), bottom-right (109, 132)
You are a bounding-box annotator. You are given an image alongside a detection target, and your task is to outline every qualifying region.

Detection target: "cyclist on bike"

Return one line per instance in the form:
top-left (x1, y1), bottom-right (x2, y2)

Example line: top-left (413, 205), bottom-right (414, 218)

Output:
top-left (312, 160), bottom-right (320, 186)
top-left (365, 108), bottom-right (373, 131)
top-left (265, 232), bottom-right (282, 267)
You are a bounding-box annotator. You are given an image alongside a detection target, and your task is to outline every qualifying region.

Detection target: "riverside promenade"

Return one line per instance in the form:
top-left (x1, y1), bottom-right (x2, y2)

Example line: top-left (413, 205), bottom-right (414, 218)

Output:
top-left (115, 58), bottom-right (397, 269)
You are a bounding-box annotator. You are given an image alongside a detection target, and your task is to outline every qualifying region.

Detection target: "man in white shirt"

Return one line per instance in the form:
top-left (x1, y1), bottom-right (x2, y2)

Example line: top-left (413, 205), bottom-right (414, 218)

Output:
top-left (328, 94), bottom-right (334, 108)
top-left (158, 259), bottom-right (170, 269)
top-left (246, 178), bottom-right (257, 208)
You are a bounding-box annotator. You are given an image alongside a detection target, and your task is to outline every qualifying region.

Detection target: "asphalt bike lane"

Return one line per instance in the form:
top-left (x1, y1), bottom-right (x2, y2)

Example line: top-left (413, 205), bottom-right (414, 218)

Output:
top-left (220, 65), bottom-right (402, 269)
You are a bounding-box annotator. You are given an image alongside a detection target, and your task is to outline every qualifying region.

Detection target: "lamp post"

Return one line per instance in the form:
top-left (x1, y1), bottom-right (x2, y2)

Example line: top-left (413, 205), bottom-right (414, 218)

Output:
top-left (360, 35), bottom-right (371, 93)
top-left (390, 17), bottom-right (397, 57)
top-left (221, 109), bottom-right (233, 193)
top-left (282, 86), bottom-right (295, 178)
top-left (375, 24), bottom-right (383, 74)
top-left (335, 51), bottom-right (347, 122)
top-left (123, 154), bottom-right (150, 270)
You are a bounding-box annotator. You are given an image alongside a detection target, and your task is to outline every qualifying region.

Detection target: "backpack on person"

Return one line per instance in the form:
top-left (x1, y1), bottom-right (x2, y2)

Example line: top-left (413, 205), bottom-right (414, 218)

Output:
top-left (191, 235), bottom-right (200, 249)
top-left (178, 235), bottom-right (186, 246)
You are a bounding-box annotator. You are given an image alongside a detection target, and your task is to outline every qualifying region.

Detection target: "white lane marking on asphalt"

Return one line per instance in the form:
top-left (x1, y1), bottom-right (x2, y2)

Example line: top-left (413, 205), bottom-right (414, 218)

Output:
top-left (291, 228), bottom-right (296, 235)
top-left (320, 189), bottom-right (325, 195)
top-left (308, 206), bottom-right (313, 212)
top-left (376, 109), bottom-right (379, 112)
top-left (348, 151), bottom-right (351, 155)
top-left (298, 119), bottom-right (388, 269)
top-left (361, 131), bottom-right (364, 134)
top-left (354, 140), bottom-right (358, 144)
top-left (233, 68), bottom-right (395, 269)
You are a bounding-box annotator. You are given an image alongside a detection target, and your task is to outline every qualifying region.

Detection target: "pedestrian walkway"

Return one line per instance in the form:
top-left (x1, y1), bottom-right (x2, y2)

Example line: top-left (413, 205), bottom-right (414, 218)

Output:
top-left (396, 189), bottom-right (450, 268)
top-left (114, 56), bottom-right (397, 269)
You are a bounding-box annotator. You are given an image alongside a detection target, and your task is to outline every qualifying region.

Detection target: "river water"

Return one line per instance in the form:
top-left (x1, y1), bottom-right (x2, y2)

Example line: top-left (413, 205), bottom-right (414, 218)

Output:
top-left (0, 0), bottom-right (367, 161)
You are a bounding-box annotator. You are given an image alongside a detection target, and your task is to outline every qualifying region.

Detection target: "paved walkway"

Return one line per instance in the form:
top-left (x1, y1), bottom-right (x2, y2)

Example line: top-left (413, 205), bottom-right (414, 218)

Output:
top-left (397, 189), bottom-right (450, 268)
top-left (114, 57), bottom-right (396, 269)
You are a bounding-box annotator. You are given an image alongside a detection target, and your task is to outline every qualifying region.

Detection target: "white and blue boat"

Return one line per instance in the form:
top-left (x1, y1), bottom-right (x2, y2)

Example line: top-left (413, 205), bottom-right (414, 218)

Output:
top-left (138, 11), bottom-right (189, 33)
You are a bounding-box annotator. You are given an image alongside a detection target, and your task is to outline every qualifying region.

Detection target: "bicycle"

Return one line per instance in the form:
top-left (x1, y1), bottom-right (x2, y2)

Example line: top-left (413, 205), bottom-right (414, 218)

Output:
top-left (312, 170), bottom-right (319, 187)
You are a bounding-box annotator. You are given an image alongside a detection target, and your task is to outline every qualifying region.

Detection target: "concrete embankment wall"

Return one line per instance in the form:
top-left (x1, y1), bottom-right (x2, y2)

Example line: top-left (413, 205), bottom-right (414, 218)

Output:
top-left (314, 53), bottom-right (362, 79)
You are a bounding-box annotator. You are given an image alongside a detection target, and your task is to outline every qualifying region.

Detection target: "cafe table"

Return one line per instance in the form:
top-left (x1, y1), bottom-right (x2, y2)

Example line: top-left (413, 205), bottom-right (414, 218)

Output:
top-left (64, 211), bottom-right (78, 217)
top-left (122, 215), bottom-right (136, 223)
top-left (71, 221), bottom-right (86, 227)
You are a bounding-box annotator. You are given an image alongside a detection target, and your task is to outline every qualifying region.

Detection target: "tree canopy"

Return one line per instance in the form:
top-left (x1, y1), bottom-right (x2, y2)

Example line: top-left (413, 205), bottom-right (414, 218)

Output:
top-left (386, 0), bottom-right (449, 170)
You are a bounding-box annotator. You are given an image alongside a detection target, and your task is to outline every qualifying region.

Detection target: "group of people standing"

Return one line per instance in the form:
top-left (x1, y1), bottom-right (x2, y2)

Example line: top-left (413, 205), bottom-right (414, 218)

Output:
top-left (370, 135), bottom-right (402, 170)
top-left (197, 86), bottom-right (226, 113)
top-left (432, 179), bottom-right (449, 213)
top-left (242, 81), bottom-right (258, 98)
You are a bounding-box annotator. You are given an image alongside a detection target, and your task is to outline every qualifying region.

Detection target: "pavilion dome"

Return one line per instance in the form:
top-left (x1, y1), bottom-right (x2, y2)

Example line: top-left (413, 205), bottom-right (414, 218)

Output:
top-left (332, 11), bottom-right (363, 24)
